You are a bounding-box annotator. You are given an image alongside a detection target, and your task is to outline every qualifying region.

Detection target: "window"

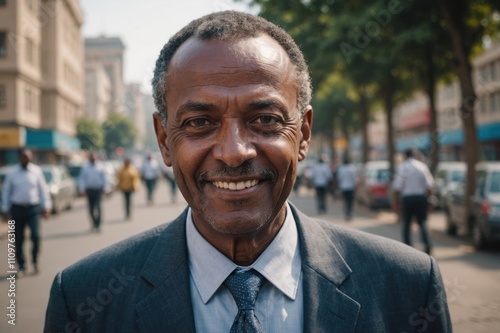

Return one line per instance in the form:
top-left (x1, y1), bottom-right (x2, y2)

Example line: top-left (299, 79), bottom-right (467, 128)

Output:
top-left (480, 96), bottom-right (487, 113)
top-left (0, 85), bottom-right (6, 107)
top-left (25, 37), bottom-right (35, 64)
top-left (490, 62), bottom-right (497, 82)
top-left (0, 32), bottom-right (6, 57)
top-left (490, 93), bottom-right (496, 113)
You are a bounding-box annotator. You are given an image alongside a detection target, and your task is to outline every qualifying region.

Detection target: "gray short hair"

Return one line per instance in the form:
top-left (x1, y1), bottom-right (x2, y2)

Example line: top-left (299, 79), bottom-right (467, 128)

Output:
top-left (151, 10), bottom-right (312, 127)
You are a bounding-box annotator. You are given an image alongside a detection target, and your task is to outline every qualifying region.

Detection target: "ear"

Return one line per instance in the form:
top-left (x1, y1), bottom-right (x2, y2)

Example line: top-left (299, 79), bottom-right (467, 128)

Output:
top-left (298, 106), bottom-right (313, 162)
top-left (153, 112), bottom-right (173, 166)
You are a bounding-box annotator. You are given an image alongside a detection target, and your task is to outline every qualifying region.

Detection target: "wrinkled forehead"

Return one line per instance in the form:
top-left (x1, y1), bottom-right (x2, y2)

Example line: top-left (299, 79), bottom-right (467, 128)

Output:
top-left (166, 35), bottom-right (295, 88)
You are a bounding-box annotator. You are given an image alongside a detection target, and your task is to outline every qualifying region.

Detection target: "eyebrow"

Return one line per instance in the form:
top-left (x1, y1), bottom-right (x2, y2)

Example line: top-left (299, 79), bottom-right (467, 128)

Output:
top-left (247, 99), bottom-right (288, 114)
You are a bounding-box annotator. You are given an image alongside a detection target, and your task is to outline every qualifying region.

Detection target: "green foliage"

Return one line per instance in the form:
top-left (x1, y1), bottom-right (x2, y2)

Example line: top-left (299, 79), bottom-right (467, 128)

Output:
top-left (102, 113), bottom-right (138, 156)
top-left (76, 118), bottom-right (104, 151)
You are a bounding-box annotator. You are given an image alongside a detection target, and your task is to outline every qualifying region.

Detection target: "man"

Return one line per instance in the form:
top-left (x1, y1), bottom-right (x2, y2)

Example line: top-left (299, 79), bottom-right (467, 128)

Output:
top-left (116, 157), bottom-right (141, 220)
top-left (310, 155), bottom-right (333, 214)
top-left (393, 148), bottom-right (435, 255)
top-left (45, 11), bottom-right (451, 332)
top-left (336, 155), bottom-right (358, 221)
top-left (2, 149), bottom-right (51, 276)
top-left (140, 152), bottom-right (161, 204)
top-left (78, 152), bottom-right (107, 232)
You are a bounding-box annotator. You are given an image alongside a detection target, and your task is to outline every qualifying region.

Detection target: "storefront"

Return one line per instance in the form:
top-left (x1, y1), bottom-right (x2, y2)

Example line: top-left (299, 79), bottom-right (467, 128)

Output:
top-left (25, 128), bottom-right (81, 164)
top-left (0, 126), bottom-right (26, 165)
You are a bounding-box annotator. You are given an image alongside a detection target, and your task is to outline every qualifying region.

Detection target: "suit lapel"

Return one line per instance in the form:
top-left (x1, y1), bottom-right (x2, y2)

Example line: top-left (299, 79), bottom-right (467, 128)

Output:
top-left (135, 209), bottom-right (196, 333)
top-left (291, 205), bottom-right (360, 333)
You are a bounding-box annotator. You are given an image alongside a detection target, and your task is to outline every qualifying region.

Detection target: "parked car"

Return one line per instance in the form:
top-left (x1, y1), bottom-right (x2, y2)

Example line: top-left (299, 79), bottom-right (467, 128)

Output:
top-left (66, 163), bottom-right (83, 180)
top-left (444, 162), bottom-right (500, 249)
top-left (356, 161), bottom-right (391, 209)
top-left (41, 165), bottom-right (77, 214)
top-left (430, 162), bottom-right (466, 209)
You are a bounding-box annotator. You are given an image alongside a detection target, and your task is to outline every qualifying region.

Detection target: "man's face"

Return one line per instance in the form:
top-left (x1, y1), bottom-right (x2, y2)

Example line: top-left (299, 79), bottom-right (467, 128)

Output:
top-left (19, 150), bottom-right (32, 168)
top-left (154, 35), bottom-right (312, 239)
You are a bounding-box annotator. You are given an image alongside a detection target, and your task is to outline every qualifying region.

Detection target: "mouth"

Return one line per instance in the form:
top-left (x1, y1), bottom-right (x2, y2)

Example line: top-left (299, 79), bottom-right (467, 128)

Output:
top-left (212, 180), bottom-right (259, 191)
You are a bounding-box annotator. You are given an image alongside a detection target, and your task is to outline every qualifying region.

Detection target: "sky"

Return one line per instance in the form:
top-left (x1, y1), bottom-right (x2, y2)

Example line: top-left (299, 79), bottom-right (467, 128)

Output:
top-left (81, 0), bottom-right (257, 94)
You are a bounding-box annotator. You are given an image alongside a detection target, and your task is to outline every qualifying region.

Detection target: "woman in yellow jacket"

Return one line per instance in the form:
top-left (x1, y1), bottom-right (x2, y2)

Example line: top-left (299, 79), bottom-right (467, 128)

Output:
top-left (116, 157), bottom-right (141, 220)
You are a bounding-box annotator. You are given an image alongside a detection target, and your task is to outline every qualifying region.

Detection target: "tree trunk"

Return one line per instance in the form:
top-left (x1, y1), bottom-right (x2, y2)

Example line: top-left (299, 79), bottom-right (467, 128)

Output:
top-left (382, 81), bottom-right (396, 179)
top-left (438, 0), bottom-right (479, 221)
top-left (359, 91), bottom-right (370, 164)
top-left (426, 46), bottom-right (440, 175)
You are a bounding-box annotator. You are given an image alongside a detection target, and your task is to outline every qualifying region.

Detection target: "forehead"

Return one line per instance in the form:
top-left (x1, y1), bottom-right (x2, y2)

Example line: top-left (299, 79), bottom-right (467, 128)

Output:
top-left (166, 35), bottom-right (295, 91)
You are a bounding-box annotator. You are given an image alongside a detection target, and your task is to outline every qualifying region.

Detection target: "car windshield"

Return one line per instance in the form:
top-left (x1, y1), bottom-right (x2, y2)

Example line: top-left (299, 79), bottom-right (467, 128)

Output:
top-left (67, 165), bottom-right (82, 178)
top-left (450, 170), bottom-right (464, 183)
top-left (376, 169), bottom-right (390, 181)
top-left (489, 172), bottom-right (500, 193)
top-left (43, 170), bottom-right (53, 183)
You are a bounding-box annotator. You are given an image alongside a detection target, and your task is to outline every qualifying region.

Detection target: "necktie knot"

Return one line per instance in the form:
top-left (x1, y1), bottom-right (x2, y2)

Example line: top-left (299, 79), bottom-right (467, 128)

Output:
top-left (224, 269), bottom-right (266, 333)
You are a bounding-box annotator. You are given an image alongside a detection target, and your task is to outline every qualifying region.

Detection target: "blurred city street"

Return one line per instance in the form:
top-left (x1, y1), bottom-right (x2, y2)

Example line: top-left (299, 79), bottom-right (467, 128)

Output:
top-left (0, 182), bottom-right (499, 332)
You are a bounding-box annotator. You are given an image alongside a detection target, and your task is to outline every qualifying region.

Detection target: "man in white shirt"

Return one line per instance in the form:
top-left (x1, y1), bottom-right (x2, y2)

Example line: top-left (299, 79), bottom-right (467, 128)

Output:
top-left (1, 149), bottom-right (51, 275)
top-left (310, 155), bottom-right (333, 214)
top-left (392, 148), bottom-right (435, 254)
top-left (141, 152), bottom-right (160, 204)
top-left (78, 152), bottom-right (107, 232)
top-left (336, 155), bottom-right (358, 221)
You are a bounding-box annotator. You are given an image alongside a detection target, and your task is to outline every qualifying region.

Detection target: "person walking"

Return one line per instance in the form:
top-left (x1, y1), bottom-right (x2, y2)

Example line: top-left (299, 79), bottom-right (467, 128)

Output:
top-left (393, 148), bottom-right (435, 255)
top-left (337, 155), bottom-right (358, 221)
top-left (1, 149), bottom-right (51, 276)
top-left (162, 165), bottom-right (177, 204)
top-left (311, 155), bottom-right (333, 214)
top-left (116, 157), bottom-right (141, 220)
top-left (141, 152), bottom-right (160, 205)
top-left (78, 152), bottom-right (107, 232)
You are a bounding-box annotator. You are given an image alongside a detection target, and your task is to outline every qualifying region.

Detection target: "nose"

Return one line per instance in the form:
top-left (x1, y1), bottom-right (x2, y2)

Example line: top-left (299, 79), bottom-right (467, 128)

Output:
top-left (213, 120), bottom-right (257, 167)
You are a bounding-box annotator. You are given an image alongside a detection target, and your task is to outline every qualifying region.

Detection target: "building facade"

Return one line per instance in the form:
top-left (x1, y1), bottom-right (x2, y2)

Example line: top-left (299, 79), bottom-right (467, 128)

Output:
top-left (84, 61), bottom-right (111, 123)
top-left (393, 42), bottom-right (500, 162)
top-left (84, 36), bottom-right (125, 114)
top-left (0, 0), bottom-right (83, 165)
top-left (124, 83), bottom-right (145, 150)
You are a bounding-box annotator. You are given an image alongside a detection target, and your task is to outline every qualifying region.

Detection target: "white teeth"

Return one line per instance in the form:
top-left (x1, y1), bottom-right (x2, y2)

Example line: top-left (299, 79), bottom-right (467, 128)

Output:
top-left (213, 180), bottom-right (258, 191)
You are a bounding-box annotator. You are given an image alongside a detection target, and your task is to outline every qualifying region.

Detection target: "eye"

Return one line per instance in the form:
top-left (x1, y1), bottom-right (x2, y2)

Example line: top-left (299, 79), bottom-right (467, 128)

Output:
top-left (253, 115), bottom-right (280, 126)
top-left (184, 117), bottom-right (212, 128)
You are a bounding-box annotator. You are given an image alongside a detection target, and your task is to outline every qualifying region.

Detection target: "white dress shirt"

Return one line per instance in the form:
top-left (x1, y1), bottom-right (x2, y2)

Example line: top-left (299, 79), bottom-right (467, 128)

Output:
top-left (187, 203), bottom-right (303, 333)
top-left (1, 164), bottom-right (52, 212)
top-left (78, 162), bottom-right (107, 192)
top-left (311, 162), bottom-right (333, 187)
top-left (337, 163), bottom-right (358, 191)
top-left (141, 159), bottom-right (160, 180)
top-left (392, 158), bottom-right (434, 196)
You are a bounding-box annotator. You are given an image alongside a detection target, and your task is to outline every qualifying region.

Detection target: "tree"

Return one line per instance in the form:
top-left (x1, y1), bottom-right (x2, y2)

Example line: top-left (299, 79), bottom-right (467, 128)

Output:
top-left (436, 0), bottom-right (500, 218)
top-left (102, 113), bottom-right (138, 157)
top-left (76, 118), bottom-right (104, 151)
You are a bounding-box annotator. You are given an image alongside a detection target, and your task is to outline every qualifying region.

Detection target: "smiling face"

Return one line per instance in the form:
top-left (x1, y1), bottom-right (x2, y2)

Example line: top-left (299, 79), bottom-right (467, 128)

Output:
top-left (154, 35), bottom-right (312, 243)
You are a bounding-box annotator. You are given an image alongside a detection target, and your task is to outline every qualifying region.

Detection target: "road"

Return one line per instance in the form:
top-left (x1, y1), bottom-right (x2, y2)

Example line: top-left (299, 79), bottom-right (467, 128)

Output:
top-left (0, 183), bottom-right (499, 332)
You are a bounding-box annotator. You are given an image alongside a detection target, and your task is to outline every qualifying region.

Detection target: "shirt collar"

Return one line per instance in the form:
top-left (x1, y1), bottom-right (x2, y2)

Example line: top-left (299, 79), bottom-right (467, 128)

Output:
top-left (186, 202), bottom-right (301, 304)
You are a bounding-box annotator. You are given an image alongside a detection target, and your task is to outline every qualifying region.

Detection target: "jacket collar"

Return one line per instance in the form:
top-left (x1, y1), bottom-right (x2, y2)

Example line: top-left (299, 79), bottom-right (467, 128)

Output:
top-left (291, 204), bottom-right (360, 332)
top-left (135, 204), bottom-right (360, 332)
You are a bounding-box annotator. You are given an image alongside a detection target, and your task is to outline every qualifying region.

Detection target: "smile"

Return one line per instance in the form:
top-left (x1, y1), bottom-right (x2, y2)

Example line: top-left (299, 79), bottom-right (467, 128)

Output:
top-left (212, 180), bottom-right (259, 191)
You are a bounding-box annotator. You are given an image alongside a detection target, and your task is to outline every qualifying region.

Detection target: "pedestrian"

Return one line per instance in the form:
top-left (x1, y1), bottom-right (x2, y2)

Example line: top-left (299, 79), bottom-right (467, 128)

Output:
top-left (311, 155), bottom-right (333, 214)
top-left (78, 152), bottom-right (107, 232)
top-left (45, 11), bottom-right (451, 332)
top-left (336, 155), bottom-right (358, 221)
top-left (163, 165), bottom-right (177, 203)
top-left (116, 157), bottom-right (141, 220)
top-left (1, 149), bottom-right (51, 276)
top-left (393, 148), bottom-right (435, 255)
top-left (140, 152), bottom-right (160, 205)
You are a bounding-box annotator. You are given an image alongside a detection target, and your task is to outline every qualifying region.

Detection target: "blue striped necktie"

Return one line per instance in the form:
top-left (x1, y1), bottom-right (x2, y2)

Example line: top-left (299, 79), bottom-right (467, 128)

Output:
top-left (224, 269), bottom-right (267, 333)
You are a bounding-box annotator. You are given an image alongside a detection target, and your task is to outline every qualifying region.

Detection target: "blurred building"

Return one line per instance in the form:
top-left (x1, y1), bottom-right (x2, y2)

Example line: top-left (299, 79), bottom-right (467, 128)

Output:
top-left (387, 42), bottom-right (500, 162)
top-left (84, 36), bottom-right (125, 114)
top-left (0, 0), bottom-right (84, 165)
top-left (142, 93), bottom-right (158, 151)
top-left (124, 83), bottom-right (145, 150)
top-left (84, 62), bottom-right (111, 123)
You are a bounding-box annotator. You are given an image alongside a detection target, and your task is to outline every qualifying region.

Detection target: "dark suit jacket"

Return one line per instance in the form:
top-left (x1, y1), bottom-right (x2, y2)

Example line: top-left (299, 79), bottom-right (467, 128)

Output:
top-left (44, 205), bottom-right (452, 332)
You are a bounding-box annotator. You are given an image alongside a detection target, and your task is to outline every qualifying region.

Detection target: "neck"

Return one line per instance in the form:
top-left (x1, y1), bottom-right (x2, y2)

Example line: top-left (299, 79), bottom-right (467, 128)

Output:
top-left (193, 208), bottom-right (286, 266)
